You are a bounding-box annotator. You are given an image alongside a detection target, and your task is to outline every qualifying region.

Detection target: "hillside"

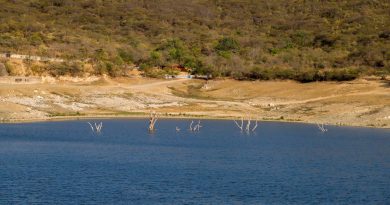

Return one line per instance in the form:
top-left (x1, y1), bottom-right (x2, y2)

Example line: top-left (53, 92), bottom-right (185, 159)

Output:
top-left (0, 0), bottom-right (389, 81)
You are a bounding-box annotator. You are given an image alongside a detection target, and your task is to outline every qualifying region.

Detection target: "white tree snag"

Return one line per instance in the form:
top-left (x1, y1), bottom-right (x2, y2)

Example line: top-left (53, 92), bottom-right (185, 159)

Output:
top-left (87, 122), bottom-right (95, 133)
top-left (317, 123), bottom-right (328, 132)
top-left (189, 120), bottom-right (194, 131)
top-left (148, 112), bottom-right (158, 132)
top-left (194, 120), bottom-right (202, 131)
top-left (88, 122), bottom-right (103, 135)
top-left (234, 116), bottom-right (259, 133)
top-left (189, 120), bottom-right (202, 132)
top-left (245, 117), bottom-right (251, 132)
top-left (234, 117), bottom-right (244, 131)
top-left (95, 122), bottom-right (103, 134)
top-left (252, 120), bottom-right (258, 132)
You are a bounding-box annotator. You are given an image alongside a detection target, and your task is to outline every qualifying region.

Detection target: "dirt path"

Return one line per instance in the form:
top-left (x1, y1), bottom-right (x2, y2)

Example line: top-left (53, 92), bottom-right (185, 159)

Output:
top-left (129, 78), bottom-right (190, 89)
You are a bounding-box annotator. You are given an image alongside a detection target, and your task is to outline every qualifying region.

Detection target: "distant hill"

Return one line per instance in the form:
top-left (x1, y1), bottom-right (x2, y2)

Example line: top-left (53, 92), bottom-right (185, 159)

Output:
top-left (0, 0), bottom-right (389, 81)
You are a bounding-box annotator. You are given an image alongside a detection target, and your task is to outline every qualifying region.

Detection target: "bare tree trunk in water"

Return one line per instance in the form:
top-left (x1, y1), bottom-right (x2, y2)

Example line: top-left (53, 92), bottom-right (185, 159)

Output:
top-left (148, 112), bottom-right (158, 132)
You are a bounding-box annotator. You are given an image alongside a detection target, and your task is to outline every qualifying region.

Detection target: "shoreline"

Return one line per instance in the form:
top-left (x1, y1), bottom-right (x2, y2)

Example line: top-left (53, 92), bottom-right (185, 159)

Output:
top-left (0, 77), bottom-right (388, 129)
top-left (1, 114), bottom-right (389, 130)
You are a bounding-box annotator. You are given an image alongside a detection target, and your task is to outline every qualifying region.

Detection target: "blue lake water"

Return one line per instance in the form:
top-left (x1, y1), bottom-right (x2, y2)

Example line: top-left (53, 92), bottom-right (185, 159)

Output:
top-left (0, 119), bottom-right (389, 204)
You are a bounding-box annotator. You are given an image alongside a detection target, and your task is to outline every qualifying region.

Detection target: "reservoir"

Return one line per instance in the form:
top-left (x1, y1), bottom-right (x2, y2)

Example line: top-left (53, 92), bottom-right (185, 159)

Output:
top-left (0, 120), bottom-right (389, 204)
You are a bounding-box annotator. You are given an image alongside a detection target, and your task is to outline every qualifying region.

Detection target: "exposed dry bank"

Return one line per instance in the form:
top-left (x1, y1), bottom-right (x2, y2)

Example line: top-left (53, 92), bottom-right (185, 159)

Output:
top-left (0, 76), bottom-right (389, 128)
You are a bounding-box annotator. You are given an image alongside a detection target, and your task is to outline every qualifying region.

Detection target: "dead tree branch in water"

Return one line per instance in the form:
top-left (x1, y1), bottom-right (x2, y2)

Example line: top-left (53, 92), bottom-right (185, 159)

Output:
top-left (234, 117), bottom-right (244, 131)
top-left (189, 120), bottom-right (194, 131)
top-left (88, 122), bottom-right (103, 135)
top-left (193, 120), bottom-right (202, 131)
top-left (95, 122), bottom-right (103, 134)
top-left (148, 112), bottom-right (158, 132)
top-left (88, 122), bottom-right (94, 133)
top-left (317, 123), bottom-right (328, 132)
top-left (234, 116), bottom-right (258, 133)
top-left (245, 117), bottom-right (251, 132)
top-left (252, 120), bottom-right (258, 132)
top-left (189, 120), bottom-right (202, 132)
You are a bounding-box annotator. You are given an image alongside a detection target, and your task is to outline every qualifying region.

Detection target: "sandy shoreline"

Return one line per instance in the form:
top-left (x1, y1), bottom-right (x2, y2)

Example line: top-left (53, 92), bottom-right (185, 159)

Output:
top-left (0, 77), bottom-right (389, 129)
top-left (1, 113), bottom-right (389, 131)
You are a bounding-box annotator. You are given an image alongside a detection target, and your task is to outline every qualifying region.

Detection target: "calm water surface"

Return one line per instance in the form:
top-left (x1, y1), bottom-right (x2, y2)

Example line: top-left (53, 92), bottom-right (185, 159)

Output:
top-left (0, 120), bottom-right (389, 204)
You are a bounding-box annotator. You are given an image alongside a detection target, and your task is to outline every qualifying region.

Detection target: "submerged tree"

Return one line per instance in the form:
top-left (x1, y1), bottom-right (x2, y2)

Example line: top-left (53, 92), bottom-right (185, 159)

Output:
top-left (188, 120), bottom-right (202, 132)
top-left (316, 123), bottom-right (328, 132)
top-left (234, 116), bottom-right (258, 133)
top-left (87, 122), bottom-right (103, 135)
top-left (148, 112), bottom-right (159, 132)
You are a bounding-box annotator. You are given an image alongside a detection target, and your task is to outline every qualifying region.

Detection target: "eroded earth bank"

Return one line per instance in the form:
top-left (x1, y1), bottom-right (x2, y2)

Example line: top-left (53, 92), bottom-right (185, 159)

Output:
top-left (0, 76), bottom-right (389, 128)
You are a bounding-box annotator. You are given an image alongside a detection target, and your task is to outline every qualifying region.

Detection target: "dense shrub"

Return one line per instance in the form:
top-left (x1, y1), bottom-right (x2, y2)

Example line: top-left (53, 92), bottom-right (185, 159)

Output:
top-left (142, 67), bottom-right (179, 78)
top-left (248, 67), bottom-right (295, 80)
top-left (48, 62), bottom-right (82, 77)
top-left (0, 0), bottom-right (388, 81)
top-left (215, 37), bottom-right (240, 53)
top-left (323, 68), bottom-right (360, 81)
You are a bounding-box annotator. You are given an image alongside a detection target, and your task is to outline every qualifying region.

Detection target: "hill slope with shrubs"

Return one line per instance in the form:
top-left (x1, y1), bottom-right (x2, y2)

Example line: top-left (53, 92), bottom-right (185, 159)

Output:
top-left (0, 0), bottom-right (389, 81)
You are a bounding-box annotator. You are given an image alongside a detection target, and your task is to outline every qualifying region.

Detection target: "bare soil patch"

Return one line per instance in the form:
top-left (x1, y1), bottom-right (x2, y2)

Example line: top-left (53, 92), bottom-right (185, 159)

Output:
top-left (0, 77), bottom-right (388, 128)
